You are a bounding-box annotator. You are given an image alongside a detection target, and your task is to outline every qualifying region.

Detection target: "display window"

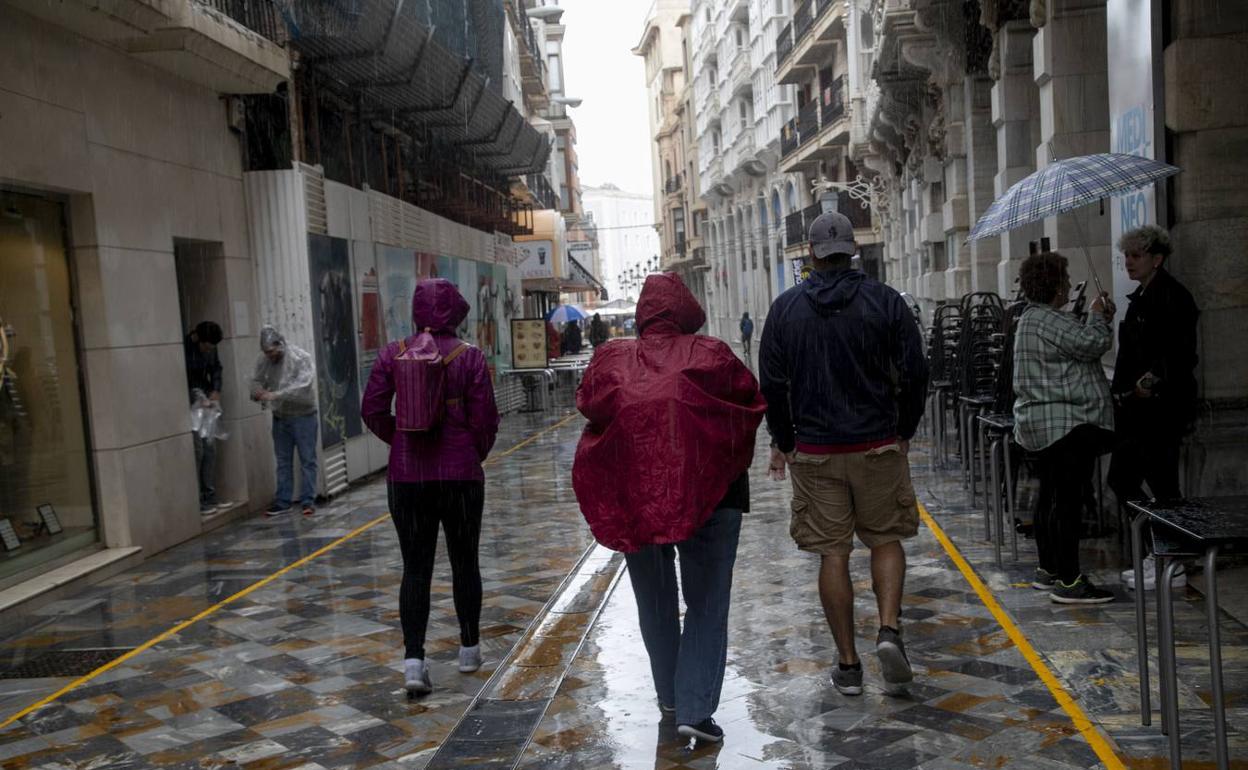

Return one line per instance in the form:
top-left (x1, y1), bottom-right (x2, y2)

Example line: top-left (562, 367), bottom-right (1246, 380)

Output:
top-left (0, 191), bottom-right (97, 581)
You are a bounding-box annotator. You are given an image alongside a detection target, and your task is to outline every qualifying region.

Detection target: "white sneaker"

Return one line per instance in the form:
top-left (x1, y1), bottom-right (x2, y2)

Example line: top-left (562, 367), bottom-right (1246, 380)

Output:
top-left (215, 501), bottom-right (235, 511)
top-left (458, 645), bottom-right (482, 673)
top-left (1121, 555), bottom-right (1187, 591)
top-left (404, 659), bottom-right (432, 696)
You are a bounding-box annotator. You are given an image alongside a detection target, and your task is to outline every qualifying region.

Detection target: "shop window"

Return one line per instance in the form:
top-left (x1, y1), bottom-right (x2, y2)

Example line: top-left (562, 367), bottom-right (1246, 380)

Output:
top-left (0, 191), bottom-right (96, 580)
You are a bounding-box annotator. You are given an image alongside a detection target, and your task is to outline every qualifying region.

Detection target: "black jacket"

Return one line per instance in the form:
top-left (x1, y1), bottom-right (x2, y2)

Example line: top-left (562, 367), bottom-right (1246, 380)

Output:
top-left (184, 333), bottom-right (222, 402)
top-left (759, 269), bottom-right (928, 452)
top-left (1111, 268), bottom-right (1199, 427)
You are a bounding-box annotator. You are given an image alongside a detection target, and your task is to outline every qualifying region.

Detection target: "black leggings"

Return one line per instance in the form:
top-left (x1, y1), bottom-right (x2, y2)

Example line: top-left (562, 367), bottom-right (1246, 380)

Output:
top-left (1034, 425), bottom-right (1110, 583)
top-left (388, 481), bottom-right (484, 660)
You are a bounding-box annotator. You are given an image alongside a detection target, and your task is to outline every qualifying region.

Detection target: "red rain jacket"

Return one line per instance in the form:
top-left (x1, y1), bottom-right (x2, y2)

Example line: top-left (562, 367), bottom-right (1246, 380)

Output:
top-left (573, 273), bottom-right (766, 552)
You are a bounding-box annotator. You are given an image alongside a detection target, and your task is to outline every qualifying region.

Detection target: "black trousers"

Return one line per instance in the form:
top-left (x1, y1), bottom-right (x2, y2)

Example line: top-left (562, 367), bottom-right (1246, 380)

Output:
top-left (388, 480), bottom-right (484, 660)
top-left (1034, 425), bottom-right (1110, 583)
top-left (1108, 407), bottom-right (1182, 504)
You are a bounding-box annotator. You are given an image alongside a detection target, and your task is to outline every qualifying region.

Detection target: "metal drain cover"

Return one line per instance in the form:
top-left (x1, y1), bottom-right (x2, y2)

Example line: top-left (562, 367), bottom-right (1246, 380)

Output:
top-left (0, 648), bottom-right (133, 679)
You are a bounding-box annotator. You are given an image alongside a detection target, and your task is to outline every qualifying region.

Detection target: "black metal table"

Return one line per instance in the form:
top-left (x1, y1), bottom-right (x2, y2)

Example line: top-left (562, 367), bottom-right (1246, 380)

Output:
top-left (1128, 496), bottom-right (1248, 770)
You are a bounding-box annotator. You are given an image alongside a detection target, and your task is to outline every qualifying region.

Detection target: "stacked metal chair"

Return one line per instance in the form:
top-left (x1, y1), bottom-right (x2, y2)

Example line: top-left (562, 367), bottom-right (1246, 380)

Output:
top-left (926, 304), bottom-right (963, 468)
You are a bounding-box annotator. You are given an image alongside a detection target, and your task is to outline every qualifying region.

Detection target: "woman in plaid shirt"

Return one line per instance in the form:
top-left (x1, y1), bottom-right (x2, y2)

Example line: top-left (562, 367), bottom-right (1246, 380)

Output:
top-left (1012, 252), bottom-right (1117, 604)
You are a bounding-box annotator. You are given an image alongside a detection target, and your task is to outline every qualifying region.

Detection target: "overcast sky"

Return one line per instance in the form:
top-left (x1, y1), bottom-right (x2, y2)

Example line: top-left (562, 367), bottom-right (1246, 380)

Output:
top-left (559, 0), bottom-right (655, 197)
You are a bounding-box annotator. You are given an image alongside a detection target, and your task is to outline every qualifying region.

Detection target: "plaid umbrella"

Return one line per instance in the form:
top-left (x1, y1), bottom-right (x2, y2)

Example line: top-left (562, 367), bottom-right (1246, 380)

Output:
top-left (967, 153), bottom-right (1180, 242)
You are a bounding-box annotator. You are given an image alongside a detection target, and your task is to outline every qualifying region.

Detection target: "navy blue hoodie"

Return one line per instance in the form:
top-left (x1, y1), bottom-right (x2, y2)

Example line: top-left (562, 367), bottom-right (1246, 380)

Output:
top-left (759, 268), bottom-right (928, 452)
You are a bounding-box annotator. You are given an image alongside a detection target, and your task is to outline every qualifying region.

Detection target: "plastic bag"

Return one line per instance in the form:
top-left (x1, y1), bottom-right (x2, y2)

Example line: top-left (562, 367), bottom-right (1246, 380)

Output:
top-left (190, 389), bottom-right (229, 440)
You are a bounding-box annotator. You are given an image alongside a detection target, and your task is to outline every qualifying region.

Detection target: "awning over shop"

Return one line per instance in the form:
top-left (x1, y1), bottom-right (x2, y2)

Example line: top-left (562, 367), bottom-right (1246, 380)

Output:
top-left (567, 254), bottom-right (607, 299)
top-left (287, 0), bottom-right (551, 178)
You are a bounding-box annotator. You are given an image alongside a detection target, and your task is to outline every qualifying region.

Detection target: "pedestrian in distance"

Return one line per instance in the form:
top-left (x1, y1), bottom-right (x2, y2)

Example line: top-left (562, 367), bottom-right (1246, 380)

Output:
top-left (739, 311), bottom-right (754, 364)
top-left (1012, 251), bottom-right (1117, 604)
top-left (573, 272), bottom-right (765, 744)
top-left (588, 312), bottom-right (609, 349)
top-left (759, 211), bottom-right (928, 696)
top-left (185, 321), bottom-right (232, 515)
top-left (561, 319), bottom-right (583, 355)
top-left (250, 326), bottom-right (319, 517)
top-left (361, 278), bottom-right (500, 698)
top-left (1107, 226), bottom-right (1199, 591)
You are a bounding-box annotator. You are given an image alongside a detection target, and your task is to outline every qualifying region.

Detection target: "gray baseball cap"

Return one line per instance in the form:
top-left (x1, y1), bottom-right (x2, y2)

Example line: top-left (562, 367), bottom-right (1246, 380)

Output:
top-left (808, 211), bottom-right (857, 259)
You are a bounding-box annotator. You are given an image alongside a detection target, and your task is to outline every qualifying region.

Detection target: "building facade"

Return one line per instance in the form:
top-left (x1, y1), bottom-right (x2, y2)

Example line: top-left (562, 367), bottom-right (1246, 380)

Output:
top-left (582, 185), bottom-right (662, 302)
top-left (635, 0), bottom-right (709, 311)
top-left (690, 0), bottom-right (813, 344)
top-left (0, 0), bottom-right (592, 609)
top-left (856, 0), bottom-right (1248, 496)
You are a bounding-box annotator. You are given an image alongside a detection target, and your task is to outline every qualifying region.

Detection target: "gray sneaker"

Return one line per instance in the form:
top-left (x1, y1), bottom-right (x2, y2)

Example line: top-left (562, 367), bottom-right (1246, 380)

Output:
top-left (404, 659), bottom-right (432, 697)
top-left (876, 627), bottom-right (913, 689)
top-left (831, 664), bottom-right (863, 696)
top-left (458, 645), bottom-right (482, 673)
top-left (1031, 567), bottom-right (1058, 590)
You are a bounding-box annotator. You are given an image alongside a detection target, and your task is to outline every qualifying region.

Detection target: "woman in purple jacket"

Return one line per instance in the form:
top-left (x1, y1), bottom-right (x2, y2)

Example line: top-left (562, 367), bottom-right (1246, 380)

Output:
top-left (361, 279), bottom-right (501, 696)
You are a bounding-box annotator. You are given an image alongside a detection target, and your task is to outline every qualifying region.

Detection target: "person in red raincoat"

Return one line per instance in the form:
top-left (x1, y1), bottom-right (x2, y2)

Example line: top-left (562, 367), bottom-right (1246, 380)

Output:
top-left (573, 272), bottom-right (765, 744)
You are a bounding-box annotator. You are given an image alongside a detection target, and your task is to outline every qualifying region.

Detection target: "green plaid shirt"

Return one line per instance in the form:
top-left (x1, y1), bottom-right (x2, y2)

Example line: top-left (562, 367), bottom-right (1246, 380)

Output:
top-left (1012, 303), bottom-right (1114, 451)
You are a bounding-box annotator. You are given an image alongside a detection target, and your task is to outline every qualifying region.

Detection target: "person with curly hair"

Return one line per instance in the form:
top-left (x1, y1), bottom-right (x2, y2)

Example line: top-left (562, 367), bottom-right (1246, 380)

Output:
top-left (1109, 225), bottom-right (1199, 591)
top-left (1013, 252), bottom-right (1117, 604)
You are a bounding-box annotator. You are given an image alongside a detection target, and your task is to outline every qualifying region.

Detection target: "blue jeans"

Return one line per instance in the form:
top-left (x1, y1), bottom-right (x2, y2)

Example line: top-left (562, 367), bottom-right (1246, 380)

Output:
top-left (624, 507), bottom-right (742, 726)
top-left (273, 414), bottom-right (318, 508)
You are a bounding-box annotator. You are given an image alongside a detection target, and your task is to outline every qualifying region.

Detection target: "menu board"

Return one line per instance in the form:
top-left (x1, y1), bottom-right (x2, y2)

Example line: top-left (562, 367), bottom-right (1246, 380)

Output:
top-left (511, 319), bottom-right (549, 370)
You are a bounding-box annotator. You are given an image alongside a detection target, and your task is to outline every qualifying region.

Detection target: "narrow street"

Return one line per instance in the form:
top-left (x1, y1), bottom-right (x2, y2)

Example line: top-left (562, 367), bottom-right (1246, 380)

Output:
top-left (0, 410), bottom-right (1243, 768)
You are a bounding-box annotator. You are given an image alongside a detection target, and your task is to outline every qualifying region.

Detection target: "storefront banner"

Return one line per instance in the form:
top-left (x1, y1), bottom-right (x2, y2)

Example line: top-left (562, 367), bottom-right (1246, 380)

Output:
top-left (1107, 0), bottom-right (1164, 320)
top-left (308, 234), bottom-right (363, 448)
top-left (518, 240), bottom-right (555, 279)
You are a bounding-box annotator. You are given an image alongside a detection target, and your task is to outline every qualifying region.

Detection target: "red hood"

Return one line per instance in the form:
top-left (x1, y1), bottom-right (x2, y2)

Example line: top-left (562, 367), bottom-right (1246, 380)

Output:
top-left (636, 273), bottom-right (706, 336)
top-left (412, 278), bottom-right (469, 334)
top-left (572, 275), bottom-right (764, 553)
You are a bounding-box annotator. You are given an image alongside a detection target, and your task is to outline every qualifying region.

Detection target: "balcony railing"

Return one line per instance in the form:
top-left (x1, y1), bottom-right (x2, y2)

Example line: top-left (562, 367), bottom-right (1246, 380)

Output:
top-left (197, 0), bottom-right (283, 41)
top-left (840, 190), bottom-right (872, 229)
top-left (526, 173), bottom-right (558, 211)
top-left (815, 0), bottom-right (835, 21)
top-left (776, 23), bottom-right (794, 65)
top-left (780, 117), bottom-right (799, 157)
top-left (794, 1), bottom-right (814, 44)
top-left (797, 100), bottom-right (820, 146)
top-left (821, 75), bottom-right (846, 127)
top-left (784, 211), bottom-right (805, 247)
top-left (665, 176), bottom-right (683, 194)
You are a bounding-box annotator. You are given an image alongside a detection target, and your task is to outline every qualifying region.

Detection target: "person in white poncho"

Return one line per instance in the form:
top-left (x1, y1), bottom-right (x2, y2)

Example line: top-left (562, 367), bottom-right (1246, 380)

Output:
top-left (250, 326), bottom-right (319, 516)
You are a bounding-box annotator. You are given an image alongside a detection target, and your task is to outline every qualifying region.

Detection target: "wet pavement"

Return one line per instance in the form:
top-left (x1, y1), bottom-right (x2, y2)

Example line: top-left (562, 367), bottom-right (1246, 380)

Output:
top-left (0, 409), bottom-right (1245, 768)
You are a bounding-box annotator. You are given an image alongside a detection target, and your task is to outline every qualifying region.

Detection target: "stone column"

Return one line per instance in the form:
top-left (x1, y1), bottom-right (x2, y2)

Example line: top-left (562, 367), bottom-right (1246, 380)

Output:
top-left (1164, 1), bottom-right (1248, 495)
top-left (939, 81), bottom-right (974, 300)
top-left (1034, 0), bottom-right (1112, 291)
top-left (963, 75), bottom-right (1000, 294)
top-left (992, 19), bottom-right (1042, 291)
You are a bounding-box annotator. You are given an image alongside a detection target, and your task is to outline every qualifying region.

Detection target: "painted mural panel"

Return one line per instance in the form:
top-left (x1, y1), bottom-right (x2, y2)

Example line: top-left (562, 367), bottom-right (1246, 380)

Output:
top-left (308, 234), bottom-right (363, 448)
top-left (350, 241), bottom-right (383, 382)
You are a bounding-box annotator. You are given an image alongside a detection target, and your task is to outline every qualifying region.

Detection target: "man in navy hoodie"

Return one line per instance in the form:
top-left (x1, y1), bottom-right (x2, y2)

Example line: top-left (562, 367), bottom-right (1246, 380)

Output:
top-left (760, 211), bottom-right (928, 697)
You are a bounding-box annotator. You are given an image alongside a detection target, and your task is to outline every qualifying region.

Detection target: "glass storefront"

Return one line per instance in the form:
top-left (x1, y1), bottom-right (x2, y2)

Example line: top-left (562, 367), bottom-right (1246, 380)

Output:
top-left (0, 191), bottom-right (97, 581)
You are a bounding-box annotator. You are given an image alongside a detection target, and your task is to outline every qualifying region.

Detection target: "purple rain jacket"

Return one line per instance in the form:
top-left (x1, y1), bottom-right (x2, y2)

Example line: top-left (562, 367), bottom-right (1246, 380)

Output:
top-left (361, 279), bottom-right (500, 483)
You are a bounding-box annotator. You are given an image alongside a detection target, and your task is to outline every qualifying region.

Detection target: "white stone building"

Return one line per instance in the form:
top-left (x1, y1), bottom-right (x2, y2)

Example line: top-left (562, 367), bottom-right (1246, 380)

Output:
top-left (582, 185), bottom-right (662, 302)
top-left (691, 0), bottom-right (812, 344)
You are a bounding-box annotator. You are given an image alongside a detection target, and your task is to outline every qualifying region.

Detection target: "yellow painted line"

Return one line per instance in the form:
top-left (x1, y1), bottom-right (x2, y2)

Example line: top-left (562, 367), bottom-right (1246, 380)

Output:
top-left (0, 412), bottom-right (582, 730)
top-left (918, 502), bottom-right (1127, 770)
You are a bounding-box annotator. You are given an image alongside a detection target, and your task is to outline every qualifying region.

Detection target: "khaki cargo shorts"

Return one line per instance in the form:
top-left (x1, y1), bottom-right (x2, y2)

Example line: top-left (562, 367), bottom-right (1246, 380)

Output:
top-left (788, 443), bottom-right (919, 555)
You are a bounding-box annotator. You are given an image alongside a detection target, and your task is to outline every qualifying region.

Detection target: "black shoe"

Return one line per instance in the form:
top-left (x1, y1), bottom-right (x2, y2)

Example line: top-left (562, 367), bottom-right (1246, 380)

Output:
top-left (876, 626), bottom-right (913, 689)
top-left (1049, 576), bottom-right (1115, 605)
top-left (676, 718), bottom-right (723, 743)
top-left (265, 503), bottom-right (290, 516)
top-left (1031, 567), bottom-right (1057, 590)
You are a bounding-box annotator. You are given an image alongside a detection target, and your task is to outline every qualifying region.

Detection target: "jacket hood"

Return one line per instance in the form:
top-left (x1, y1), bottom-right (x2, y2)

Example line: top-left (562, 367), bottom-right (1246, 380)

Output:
top-left (803, 268), bottom-right (865, 313)
top-left (412, 278), bottom-right (470, 334)
top-left (636, 273), bottom-right (706, 335)
top-left (259, 325), bottom-right (285, 351)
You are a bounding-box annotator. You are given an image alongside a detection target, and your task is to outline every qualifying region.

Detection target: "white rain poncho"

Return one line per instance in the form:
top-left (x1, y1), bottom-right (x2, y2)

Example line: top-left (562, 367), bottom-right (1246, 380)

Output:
top-left (250, 326), bottom-right (317, 418)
